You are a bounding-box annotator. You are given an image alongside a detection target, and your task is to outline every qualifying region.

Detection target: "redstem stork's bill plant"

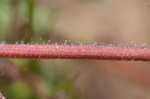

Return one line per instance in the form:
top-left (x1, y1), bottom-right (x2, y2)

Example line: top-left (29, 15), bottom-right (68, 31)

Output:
top-left (0, 44), bottom-right (150, 61)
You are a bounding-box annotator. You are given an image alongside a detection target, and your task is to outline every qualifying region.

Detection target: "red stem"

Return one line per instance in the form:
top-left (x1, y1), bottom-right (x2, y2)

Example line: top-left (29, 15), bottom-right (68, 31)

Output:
top-left (0, 44), bottom-right (150, 61)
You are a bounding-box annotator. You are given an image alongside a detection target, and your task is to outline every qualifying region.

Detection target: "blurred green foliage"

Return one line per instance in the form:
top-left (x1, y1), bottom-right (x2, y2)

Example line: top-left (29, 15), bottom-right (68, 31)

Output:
top-left (0, 0), bottom-right (12, 40)
top-left (6, 80), bottom-right (35, 99)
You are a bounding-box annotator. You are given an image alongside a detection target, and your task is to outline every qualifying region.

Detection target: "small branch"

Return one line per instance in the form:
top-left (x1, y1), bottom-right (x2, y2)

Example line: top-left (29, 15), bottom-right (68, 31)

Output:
top-left (0, 44), bottom-right (150, 61)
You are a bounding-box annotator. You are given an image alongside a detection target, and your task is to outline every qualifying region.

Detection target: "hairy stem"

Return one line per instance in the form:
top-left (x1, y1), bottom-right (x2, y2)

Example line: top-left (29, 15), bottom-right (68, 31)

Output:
top-left (0, 44), bottom-right (150, 61)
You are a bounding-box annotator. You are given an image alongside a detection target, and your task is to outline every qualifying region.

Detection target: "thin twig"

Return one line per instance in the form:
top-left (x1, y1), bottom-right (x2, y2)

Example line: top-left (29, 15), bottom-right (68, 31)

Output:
top-left (0, 44), bottom-right (150, 61)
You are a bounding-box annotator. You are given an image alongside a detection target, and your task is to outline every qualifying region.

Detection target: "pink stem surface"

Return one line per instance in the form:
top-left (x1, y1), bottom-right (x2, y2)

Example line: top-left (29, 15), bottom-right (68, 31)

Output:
top-left (0, 44), bottom-right (150, 61)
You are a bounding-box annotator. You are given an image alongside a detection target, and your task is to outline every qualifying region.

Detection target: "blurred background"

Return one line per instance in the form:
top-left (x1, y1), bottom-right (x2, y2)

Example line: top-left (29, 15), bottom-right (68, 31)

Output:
top-left (0, 0), bottom-right (150, 99)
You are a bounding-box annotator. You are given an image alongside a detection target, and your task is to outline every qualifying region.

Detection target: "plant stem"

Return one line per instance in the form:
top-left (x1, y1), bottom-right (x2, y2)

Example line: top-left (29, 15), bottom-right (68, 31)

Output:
top-left (0, 44), bottom-right (150, 61)
top-left (26, 0), bottom-right (35, 42)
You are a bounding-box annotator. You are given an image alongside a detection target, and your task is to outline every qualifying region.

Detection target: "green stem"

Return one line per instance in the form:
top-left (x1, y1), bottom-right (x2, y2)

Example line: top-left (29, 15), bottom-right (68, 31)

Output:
top-left (26, 0), bottom-right (35, 42)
